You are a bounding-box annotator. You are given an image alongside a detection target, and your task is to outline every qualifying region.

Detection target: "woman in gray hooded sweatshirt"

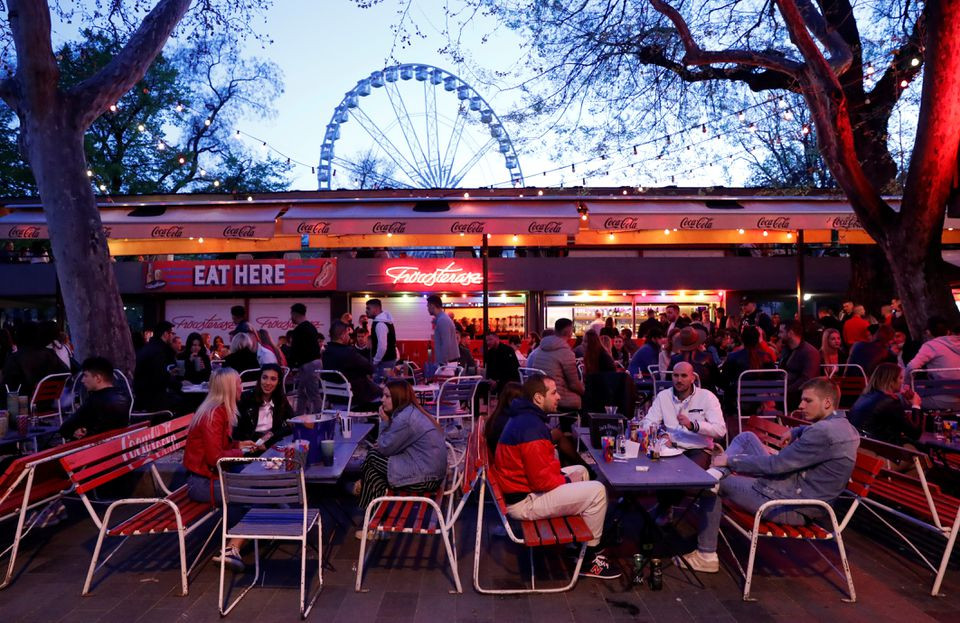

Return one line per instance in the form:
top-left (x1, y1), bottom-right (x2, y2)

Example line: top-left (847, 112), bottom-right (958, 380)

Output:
top-left (356, 380), bottom-right (447, 537)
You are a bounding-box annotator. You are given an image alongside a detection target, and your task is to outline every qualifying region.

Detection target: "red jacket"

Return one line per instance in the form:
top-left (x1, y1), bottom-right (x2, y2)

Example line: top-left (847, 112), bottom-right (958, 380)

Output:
top-left (492, 398), bottom-right (565, 495)
top-left (183, 406), bottom-right (243, 478)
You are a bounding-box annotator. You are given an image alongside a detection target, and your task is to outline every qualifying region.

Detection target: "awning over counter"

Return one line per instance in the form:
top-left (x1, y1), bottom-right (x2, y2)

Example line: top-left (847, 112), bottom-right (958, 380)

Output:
top-left (0, 205), bottom-right (280, 240)
top-left (280, 201), bottom-right (581, 236)
top-left (584, 197), bottom-right (960, 231)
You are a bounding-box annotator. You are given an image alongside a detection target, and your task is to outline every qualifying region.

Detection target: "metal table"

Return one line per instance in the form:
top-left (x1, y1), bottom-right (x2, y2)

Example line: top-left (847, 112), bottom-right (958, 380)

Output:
top-left (243, 422), bottom-right (374, 483)
top-left (0, 423), bottom-right (61, 453)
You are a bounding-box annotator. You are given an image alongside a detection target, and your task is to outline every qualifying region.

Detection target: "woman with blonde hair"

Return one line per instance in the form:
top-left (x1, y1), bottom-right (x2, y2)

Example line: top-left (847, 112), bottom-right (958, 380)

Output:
top-left (182, 367), bottom-right (255, 571)
top-left (820, 328), bottom-right (845, 375)
top-left (849, 362), bottom-right (922, 445)
top-left (224, 331), bottom-right (260, 372)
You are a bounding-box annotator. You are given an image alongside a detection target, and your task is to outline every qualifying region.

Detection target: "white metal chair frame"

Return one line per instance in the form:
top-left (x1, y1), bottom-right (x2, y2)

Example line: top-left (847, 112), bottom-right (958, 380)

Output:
top-left (29, 372), bottom-right (71, 426)
top-left (355, 442), bottom-right (474, 594)
top-left (909, 367), bottom-right (960, 402)
top-left (317, 369), bottom-right (353, 415)
top-left (518, 366), bottom-right (545, 383)
top-left (239, 368), bottom-right (262, 392)
top-left (431, 375), bottom-right (482, 426)
top-left (80, 462), bottom-right (221, 596)
top-left (821, 363), bottom-right (867, 379)
top-left (472, 467), bottom-right (589, 594)
top-left (0, 425), bottom-right (143, 589)
top-left (855, 444), bottom-right (960, 597)
top-left (217, 458), bottom-right (322, 618)
top-left (736, 369), bottom-right (788, 436)
top-left (718, 498), bottom-right (859, 602)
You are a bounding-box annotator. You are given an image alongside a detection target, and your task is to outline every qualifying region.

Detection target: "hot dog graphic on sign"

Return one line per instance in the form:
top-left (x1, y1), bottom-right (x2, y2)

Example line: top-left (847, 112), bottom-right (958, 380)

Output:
top-left (313, 260), bottom-right (335, 289)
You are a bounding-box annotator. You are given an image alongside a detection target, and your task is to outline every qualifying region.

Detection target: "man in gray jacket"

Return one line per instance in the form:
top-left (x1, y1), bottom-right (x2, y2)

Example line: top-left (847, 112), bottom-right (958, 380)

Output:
top-left (526, 318), bottom-right (585, 411)
top-left (682, 377), bottom-right (859, 572)
top-left (906, 318), bottom-right (960, 409)
top-left (427, 295), bottom-right (460, 365)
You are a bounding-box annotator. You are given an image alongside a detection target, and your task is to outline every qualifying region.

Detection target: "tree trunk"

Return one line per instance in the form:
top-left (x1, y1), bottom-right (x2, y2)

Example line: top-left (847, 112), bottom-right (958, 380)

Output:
top-left (846, 245), bottom-right (895, 315)
top-left (881, 227), bottom-right (960, 339)
top-left (22, 110), bottom-right (135, 374)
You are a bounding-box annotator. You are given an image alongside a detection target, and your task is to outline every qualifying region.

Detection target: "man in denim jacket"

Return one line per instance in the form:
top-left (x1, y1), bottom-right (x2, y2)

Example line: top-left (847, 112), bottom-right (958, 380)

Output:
top-left (682, 377), bottom-right (859, 572)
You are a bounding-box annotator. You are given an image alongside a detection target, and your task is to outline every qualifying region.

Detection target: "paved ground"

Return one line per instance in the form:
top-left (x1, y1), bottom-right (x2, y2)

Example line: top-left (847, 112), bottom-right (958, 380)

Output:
top-left (2, 477), bottom-right (959, 622)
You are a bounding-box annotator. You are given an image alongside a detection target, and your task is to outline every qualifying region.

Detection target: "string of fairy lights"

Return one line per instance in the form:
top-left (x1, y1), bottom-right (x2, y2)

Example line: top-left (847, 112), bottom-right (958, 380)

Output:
top-left (84, 45), bottom-right (923, 194)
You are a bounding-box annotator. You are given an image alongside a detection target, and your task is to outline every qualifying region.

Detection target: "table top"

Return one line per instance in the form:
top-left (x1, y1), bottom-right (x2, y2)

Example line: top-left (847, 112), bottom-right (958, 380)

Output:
top-left (918, 432), bottom-right (960, 453)
top-left (181, 383), bottom-right (209, 394)
top-left (0, 424), bottom-right (60, 446)
top-left (412, 384), bottom-right (440, 393)
top-left (243, 422), bottom-right (374, 483)
top-left (579, 433), bottom-right (717, 491)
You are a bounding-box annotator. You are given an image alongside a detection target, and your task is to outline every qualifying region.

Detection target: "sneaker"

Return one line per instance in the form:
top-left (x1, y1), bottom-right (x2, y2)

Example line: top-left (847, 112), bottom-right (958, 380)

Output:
top-left (213, 546), bottom-right (245, 572)
top-left (580, 552), bottom-right (622, 580)
top-left (354, 529), bottom-right (390, 541)
top-left (677, 550), bottom-right (719, 573)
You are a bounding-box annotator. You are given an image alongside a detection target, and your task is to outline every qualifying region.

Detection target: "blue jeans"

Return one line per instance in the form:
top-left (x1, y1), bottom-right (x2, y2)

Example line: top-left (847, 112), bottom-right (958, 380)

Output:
top-left (697, 432), bottom-right (809, 553)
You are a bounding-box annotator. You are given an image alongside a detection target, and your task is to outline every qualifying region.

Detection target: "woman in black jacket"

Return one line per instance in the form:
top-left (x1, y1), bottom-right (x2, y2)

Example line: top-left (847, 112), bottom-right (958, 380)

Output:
top-left (178, 332), bottom-right (211, 384)
top-left (849, 362), bottom-right (922, 445)
top-left (235, 364), bottom-right (293, 446)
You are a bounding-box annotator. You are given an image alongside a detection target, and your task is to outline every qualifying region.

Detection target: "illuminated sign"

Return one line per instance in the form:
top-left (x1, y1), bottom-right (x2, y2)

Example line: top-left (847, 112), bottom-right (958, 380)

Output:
top-left (145, 258), bottom-right (337, 292)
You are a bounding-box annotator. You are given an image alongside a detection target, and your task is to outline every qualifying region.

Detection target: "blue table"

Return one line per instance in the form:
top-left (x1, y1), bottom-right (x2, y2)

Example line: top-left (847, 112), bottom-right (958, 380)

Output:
top-left (243, 422), bottom-right (374, 484)
top-left (578, 433), bottom-right (717, 491)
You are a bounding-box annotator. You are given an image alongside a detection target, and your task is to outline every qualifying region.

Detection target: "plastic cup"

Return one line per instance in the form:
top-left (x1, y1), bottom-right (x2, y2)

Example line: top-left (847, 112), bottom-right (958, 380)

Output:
top-left (320, 440), bottom-right (336, 467)
top-left (17, 415), bottom-right (29, 436)
top-left (0, 411), bottom-right (8, 437)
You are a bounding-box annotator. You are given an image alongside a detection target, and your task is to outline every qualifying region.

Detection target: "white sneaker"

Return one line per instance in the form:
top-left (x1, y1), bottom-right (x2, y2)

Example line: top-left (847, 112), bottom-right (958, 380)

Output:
top-left (678, 550), bottom-right (719, 573)
top-left (213, 546), bottom-right (245, 572)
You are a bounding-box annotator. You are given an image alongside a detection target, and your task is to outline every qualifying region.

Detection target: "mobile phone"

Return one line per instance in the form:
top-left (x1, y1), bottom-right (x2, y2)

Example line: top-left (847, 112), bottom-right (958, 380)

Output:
top-left (255, 432), bottom-right (273, 447)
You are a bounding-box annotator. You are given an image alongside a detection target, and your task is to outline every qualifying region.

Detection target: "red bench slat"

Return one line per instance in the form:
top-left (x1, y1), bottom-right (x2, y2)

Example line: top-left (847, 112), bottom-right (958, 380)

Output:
top-left (548, 517), bottom-right (574, 544)
top-left (520, 520), bottom-right (541, 546)
top-left (564, 516), bottom-right (594, 543)
top-left (108, 486), bottom-right (213, 536)
top-left (534, 519), bottom-right (557, 545)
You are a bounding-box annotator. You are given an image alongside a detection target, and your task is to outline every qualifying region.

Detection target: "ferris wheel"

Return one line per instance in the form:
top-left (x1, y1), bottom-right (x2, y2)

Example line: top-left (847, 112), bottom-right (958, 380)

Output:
top-left (318, 64), bottom-right (524, 190)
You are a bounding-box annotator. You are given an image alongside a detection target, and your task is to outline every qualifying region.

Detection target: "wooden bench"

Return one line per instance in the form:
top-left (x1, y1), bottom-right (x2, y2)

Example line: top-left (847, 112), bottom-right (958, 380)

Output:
top-left (60, 415), bottom-right (220, 596)
top-left (472, 427), bottom-right (594, 594)
top-left (725, 417), bottom-right (884, 602)
top-left (857, 436), bottom-right (960, 596)
top-left (0, 422), bottom-right (146, 589)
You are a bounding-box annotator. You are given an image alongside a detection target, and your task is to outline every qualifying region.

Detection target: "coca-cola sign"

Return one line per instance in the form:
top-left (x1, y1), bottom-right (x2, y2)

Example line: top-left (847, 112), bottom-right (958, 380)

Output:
top-left (602, 216), bottom-right (641, 230)
top-left (222, 224), bottom-right (257, 238)
top-left (151, 225), bottom-right (184, 238)
top-left (830, 215), bottom-right (862, 230)
top-left (756, 216), bottom-right (791, 230)
top-left (296, 221), bottom-right (331, 235)
top-left (371, 221), bottom-right (407, 234)
top-left (528, 220), bottom-right (563, 234)
top-left (450, 220), bottom-right (485, 234)
top-left (679, 217), bottom-right (714, 230)
top-left (384, 261), bottom-right (484, 288)
top-left (7, 225), bottom-right (42, 239)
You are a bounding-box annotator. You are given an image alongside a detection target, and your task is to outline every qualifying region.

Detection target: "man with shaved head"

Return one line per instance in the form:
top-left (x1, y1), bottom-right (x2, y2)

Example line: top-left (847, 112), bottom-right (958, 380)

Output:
top-left (641, 360), bottom-right (726, 524)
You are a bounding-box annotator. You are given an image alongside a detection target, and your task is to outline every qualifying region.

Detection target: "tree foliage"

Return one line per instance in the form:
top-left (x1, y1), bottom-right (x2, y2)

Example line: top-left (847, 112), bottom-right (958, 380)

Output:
top-left (0, 29), bottom-right (289, 197)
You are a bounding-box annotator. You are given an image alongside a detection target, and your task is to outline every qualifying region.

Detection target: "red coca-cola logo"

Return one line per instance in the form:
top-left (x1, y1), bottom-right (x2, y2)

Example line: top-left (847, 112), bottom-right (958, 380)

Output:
top-left (7, 225), bottom-right (42, 239)
top-left (603, 217), bottom-right (640, 230)
top-left (679, 217), bottom-right (714, 230)
top-left (450, 220), bottom-right (485, 234)
top-left (151, 225), bottom-right (184, 238)
top-left (756, 216), bottom-right (791, 230)
top-left (372, 221), bottom-right (407, 234)
top-left (528, 221), bottom-right (563, 234)
top-left (831, 215), bottom-right (861, 230)
top-left (296, 221), bottom-right (331, 235)
top-left (223, 224), bottom-right (256, 238)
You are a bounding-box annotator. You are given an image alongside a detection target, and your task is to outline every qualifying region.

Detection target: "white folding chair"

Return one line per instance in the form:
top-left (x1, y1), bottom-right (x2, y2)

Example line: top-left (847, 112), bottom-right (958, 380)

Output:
top-left (736, 369), bottom-right (788, 436)
top-left (518, 367), bottom-right (545, 383)
top-left (29, 373), bottom-right (70, 426)
top-left (239, 368), bottom-right (261, 392)
top-left (317, 369), bottom-right (353, 414)
top-left (217, 458), bottom-right (322, 618)
top-left (430, 376), bottom-right (482, 430)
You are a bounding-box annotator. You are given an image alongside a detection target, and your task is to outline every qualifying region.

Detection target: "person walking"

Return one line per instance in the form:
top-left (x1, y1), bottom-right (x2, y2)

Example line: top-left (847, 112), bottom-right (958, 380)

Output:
top-left (366, 298), bottom-right (398, 378)
top-left (288, 303), bottom-right (322, 415)
top-left (427, 295), bottom-right (460, 365)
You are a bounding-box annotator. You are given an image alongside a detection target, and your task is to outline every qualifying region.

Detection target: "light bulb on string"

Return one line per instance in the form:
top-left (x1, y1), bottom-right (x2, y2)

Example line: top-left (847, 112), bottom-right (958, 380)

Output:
top-left (213, 180), bottom-right (220, 187)
top-left (86, 170), bottom-right (93, 177)
top-left (911, 57), bottom-right (920, 67)
top-left (204, 118), bottom-right (212, 127)
top-left (157, 141), bottom-right (165, 150)
top-left (176, 103), bottom-right (184, 112)
top-left (137, 124), bottom-right (145, 132)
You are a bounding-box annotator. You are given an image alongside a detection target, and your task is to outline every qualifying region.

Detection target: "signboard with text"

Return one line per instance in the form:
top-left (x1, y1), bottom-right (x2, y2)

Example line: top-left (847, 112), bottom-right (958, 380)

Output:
top-left (145, 258), bottom-right (337, 293)
top-left (364, 258), bottom-right (498, 292)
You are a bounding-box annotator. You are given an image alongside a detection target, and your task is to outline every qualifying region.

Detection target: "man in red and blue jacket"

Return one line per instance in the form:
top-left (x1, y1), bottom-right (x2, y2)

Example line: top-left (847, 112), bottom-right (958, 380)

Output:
top-left (492, 373), bottom-right (619, 580)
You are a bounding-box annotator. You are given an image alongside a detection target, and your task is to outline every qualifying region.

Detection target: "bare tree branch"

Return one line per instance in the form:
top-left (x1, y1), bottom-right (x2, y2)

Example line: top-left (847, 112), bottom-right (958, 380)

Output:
top-left (7, 0), bottom-right (59, 111)
top-left (650, 0), bottom-right (802, 77)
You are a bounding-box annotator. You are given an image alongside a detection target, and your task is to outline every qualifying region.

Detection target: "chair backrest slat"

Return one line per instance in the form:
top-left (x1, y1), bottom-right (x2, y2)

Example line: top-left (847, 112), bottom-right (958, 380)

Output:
top-left (848, 451), bottom-right (885, 496)
top-left (31, 373), bottom-right (70, 404)
top-left (438, 376), bottom-right (481, 402)
top-left (744, 415), bottom-right (791, 452)
top-left (221, 460), bottom-right (305, 506)
top-left (61, 415), bottom-right (192, 494)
